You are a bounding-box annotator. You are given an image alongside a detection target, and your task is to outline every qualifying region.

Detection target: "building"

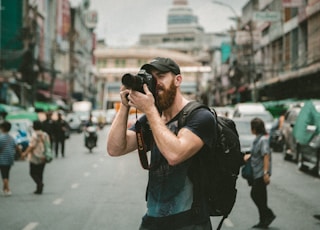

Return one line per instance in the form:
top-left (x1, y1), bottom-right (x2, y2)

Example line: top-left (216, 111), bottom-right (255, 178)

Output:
top-left (94, 0), bottom-right (231, 109)
top-left (0, 0), bottom-right (97, 110)
top-left (221, 0), bottom-right (320, 104)
top-left (94, 45), bottom-right (209, 109)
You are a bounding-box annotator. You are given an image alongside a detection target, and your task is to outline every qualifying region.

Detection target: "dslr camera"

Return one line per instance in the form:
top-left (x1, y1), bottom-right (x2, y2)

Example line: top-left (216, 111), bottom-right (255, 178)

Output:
top-left (122, 69), bottom-right (157, 96)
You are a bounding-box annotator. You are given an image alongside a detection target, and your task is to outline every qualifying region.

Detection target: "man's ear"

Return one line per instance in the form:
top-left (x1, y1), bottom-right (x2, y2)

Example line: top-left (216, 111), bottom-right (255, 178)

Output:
top-left (175, 74), bottom-right (182, 86)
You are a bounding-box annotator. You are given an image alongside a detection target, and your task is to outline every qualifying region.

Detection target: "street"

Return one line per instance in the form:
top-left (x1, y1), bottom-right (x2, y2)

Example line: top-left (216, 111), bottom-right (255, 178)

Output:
top-left (1, 126), bottom-right (320, 230)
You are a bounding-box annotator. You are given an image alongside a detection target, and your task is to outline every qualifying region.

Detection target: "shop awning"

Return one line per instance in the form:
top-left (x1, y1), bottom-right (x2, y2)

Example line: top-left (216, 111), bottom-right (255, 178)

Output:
top-left (6, 111), bottom-right (39, 121)
top-left (227, 87), bottom-right (236, 95)
top-left (0, 103), bottom-right (24, 113)
top-left (37, 90), bottom-right (63, 100)
top-left (34, 101), bottom-right (59, 112)
top-left (53, 79), bottom-right (68, 99)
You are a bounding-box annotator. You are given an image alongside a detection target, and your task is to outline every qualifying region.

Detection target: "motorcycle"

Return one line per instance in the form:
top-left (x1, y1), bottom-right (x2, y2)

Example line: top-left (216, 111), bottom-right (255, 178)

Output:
top-left (84, 126), bottom-right (98, 152)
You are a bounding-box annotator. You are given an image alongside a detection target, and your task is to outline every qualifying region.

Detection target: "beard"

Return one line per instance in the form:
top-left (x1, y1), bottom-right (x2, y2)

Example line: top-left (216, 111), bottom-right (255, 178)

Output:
top-left (156, 78), bottom-right (177, 111)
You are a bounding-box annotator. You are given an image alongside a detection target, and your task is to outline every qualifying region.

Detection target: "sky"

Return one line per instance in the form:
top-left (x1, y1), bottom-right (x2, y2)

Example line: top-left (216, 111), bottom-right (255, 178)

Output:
top-left (75, 0), bottom-right (249, 47)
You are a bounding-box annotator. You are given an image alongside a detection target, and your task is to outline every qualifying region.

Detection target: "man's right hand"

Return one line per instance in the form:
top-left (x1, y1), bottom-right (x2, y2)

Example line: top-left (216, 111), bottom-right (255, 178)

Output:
top-left (120, 85), bottom-right (130, 108)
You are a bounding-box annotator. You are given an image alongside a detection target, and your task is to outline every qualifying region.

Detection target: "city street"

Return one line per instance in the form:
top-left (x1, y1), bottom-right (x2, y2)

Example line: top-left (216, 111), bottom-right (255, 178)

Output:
top-left (1, 126), bottom-right (320, 230)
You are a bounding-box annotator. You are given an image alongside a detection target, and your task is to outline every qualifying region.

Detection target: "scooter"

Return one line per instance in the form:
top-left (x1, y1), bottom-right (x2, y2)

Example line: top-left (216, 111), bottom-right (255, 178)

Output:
top-left (84, 126), bottom-right (98, 152)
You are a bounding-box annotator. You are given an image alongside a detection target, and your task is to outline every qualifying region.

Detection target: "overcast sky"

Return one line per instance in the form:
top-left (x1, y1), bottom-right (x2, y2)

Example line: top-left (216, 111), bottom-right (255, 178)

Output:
top-left (84, 0), bottom-right (249, 47)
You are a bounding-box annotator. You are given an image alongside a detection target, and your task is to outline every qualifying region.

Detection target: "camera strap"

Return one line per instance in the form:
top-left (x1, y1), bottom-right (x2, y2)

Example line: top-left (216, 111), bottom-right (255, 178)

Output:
top-left (135, 119), bottom-right (151, 170)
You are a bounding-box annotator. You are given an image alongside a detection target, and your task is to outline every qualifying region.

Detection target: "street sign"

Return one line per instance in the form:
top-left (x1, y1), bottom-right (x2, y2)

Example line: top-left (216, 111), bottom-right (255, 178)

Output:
top-left (253, 11), bottom-right (281, 22)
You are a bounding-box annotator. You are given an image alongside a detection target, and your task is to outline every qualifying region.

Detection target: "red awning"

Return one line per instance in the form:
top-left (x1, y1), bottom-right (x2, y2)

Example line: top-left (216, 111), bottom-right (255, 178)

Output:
top-left (227, 87), bottom-right (236, 95)
top-left (238, 85), bottom-right (248, 93)
top-left (53, 79), bottom-right (68, 99)
top-left (37, 90), bottom-right (63, 100)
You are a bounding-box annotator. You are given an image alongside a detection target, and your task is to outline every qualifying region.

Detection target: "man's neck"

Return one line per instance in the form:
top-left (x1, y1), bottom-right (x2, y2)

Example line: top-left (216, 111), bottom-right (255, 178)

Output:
top-left (161, 96), bottom-right (189, 123)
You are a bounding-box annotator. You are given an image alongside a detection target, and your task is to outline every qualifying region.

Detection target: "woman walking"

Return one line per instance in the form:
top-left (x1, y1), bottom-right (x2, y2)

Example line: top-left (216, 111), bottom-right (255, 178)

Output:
top-left (0, 121), bottom-right (17, 196)
top-left (21, 121), bottom-right (47, 194)
top-left (250, 117), bottom-right (276, 228)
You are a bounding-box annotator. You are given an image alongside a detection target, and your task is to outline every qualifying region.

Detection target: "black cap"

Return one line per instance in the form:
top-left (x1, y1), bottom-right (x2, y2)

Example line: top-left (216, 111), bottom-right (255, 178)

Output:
top-left (141, 57), bottom-right (180, 75)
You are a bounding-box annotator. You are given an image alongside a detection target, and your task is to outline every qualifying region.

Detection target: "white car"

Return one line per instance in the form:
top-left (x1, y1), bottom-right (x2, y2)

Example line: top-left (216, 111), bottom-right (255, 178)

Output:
top-left (66, 113), bottom-right (83, 133)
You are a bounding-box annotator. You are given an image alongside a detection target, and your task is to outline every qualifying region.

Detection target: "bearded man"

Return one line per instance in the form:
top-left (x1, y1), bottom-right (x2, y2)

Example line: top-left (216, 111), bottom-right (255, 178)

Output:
top-left (107, 57), bottom-right (216, 230)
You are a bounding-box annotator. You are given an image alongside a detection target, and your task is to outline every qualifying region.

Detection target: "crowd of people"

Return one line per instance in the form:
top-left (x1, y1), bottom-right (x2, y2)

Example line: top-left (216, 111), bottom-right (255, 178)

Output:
top-left (0, 111), bottom-right (70, 196)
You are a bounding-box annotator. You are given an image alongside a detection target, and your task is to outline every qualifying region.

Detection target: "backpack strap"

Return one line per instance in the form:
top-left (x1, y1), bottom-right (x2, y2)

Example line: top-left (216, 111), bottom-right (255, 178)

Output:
top-left (178, 101), bottom-right (212, 128)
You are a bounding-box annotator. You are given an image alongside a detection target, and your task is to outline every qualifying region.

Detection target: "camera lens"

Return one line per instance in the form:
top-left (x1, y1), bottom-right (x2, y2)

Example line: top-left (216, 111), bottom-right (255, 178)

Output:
top-left (121, 74), bottom-right (135, 87)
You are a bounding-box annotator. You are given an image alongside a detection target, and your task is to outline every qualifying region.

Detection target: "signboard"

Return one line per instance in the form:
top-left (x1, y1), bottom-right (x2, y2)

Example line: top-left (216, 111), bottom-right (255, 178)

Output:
top-left (85, 10), bottom-right (98, 29)
top-left (282, 0), bottom-right (303, 8)
top-left (253, 11), bottom-right (281, 22)
top-left (235, 30), bottom-right (261, 45)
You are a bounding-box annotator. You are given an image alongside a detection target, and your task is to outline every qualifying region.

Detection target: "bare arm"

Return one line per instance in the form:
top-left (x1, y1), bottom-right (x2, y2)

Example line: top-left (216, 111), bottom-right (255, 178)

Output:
top-left (128, 85), bottom-right (204, 166)
top-left (107, 87), bottom-right (138, 156)
top-left (263, 153), bottom-right (270, 184)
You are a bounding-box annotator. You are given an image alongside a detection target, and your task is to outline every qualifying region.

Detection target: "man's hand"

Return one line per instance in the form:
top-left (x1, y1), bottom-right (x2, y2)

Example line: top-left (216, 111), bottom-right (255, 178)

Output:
top-left (127, 84), bottom-right (155, 113)
top-left (120, 85), bottom-right (131, 108)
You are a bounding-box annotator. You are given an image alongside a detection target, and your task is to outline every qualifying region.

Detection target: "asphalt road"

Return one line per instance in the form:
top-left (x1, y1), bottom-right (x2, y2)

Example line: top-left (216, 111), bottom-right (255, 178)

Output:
top-left (1, 126), bottom-right (320, 230)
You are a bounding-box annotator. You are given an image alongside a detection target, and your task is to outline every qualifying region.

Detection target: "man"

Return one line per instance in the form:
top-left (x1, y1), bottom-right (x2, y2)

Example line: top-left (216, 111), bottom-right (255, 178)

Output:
top-left (0, 121), bottom-right (17, 196)
top-left (42, 112), bottom-right (54, 147)
top-left (107, 57), bottom-right (216, 230)
top-left (53, 112), bottom-right (68, 157)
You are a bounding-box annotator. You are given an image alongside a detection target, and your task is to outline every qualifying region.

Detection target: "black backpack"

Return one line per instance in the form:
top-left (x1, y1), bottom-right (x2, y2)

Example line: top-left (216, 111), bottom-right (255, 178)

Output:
top-left (178, 101), bottom-right (243, 230)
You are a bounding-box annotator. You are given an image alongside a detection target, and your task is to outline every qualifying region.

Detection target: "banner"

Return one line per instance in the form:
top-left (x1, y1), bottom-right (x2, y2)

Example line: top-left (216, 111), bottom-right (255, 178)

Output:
top-left (282, 0), bottom-right (303, 8)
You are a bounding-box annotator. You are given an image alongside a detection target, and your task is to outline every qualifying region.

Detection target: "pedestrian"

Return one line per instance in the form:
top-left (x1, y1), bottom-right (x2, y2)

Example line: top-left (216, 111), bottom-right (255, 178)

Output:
top-left (53, 112), bottom-right (68, 157)
top-left (42, 111), bottom-right (54, 147)
top-left (21, 120), bottom-right (48, 195)
top-left (0, 121), bottom-right (18, 196)
top-left (249, 117), bottom-right (276, 228)
top-left (107, 57), bottom-right (216, 230)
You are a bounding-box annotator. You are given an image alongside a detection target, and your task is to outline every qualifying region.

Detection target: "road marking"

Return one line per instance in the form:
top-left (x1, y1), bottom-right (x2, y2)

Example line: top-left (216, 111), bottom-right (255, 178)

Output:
top-left (22, 222), bottom-right (39, 230)
top-left (84, 172), bottom-right (90, 177)
top-left (224, 218), bottom-right (234, 227)
top-left (53, 198), bottom-right (63, 205)
top-left (71, 183), bottom-right (79, 189)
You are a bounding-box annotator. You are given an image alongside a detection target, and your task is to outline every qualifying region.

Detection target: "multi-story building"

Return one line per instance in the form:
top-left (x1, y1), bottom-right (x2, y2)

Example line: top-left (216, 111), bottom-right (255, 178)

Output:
top-left (95, 0), bottom-right (231, 109)
top-left (94, 45), bottom-right (209, 109)
top-left (0, 0), bottom-right (97, 109)
top-left (221, 0), bottom-right (320, 104)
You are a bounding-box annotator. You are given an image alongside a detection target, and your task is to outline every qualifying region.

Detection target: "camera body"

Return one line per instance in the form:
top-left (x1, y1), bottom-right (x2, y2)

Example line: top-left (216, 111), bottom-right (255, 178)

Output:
top-left (122, 69), bottom-right (157, 96)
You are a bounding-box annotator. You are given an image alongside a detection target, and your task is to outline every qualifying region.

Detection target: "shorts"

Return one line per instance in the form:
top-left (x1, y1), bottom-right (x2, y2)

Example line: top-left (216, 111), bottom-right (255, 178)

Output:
top-left (0, 165), bottom-right (11, 179)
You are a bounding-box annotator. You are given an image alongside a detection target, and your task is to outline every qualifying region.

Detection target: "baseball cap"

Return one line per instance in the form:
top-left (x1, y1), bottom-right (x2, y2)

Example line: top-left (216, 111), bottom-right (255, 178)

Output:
top-left (141, 57), bottom-right (180, 75)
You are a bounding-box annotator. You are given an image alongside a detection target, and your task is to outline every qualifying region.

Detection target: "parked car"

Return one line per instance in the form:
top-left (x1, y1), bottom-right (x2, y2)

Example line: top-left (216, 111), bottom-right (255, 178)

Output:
top-left (281, 100), bottom-right (320, 162)
top-left (233, 109), bottom-right (274, 133)
top-left (105, 109), bottom-right (117, 124)
top-left (8, 119), bottom-right (33, 160)
top-left (233, 118), bottom-right (256, 154)
top-left (66, 113), bottom-right (83, 133)
top-left (233, 102), bottom-right (266, 117)
top-left (211, 106), bottom-right (234, 119)
top-left (297, 125), bottom-right (320, 176)
top-left (269, 118), bottom-right (284, 152)
top-left (280, 105), bottom-right (301, 161)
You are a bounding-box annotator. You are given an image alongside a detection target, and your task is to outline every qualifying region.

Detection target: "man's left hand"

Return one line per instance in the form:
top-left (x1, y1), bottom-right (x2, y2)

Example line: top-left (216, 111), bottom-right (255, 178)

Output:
top-left (128, 84), bottom-right (155, 113)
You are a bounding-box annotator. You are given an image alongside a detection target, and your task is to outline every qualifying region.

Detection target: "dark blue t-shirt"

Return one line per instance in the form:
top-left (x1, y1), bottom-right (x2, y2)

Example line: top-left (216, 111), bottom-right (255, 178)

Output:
top-left (131, 107), bottom-right (216, 218)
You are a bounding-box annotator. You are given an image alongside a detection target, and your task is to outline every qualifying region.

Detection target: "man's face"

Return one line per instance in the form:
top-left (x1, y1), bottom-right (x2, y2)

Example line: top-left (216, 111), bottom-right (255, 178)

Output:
top-left (154, 72), bottom-right (177, 111)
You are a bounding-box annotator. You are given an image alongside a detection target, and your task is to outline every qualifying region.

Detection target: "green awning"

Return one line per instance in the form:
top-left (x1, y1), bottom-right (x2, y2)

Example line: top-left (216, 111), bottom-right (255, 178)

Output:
top-left (34, 101), bottom-right (59, 112)
top-left (6, 111), bottom-right (39, 121)
top-left (0, 103), bottom-right (24, 113)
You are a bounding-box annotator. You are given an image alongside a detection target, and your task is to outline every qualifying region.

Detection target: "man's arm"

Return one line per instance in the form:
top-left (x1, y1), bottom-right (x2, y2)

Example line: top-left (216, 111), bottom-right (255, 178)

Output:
top-left (107, 87), bottom-right (138, 156)
top-left (128, 85), bottom-right (205, 166)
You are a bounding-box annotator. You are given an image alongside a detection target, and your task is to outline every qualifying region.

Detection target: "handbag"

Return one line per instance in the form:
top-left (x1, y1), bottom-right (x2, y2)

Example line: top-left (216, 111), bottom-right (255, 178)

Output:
top-left (241, 158), bottom-right (253, 185)
top-left (42, 133), bottom-right (53, 163)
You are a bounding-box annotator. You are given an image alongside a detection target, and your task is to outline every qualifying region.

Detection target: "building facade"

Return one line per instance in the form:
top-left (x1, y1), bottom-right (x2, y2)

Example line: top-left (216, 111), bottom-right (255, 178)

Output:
top-left (219, 0), bottom-right (320, 104)
top-left (0, 0), bottom-right (97, 109)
